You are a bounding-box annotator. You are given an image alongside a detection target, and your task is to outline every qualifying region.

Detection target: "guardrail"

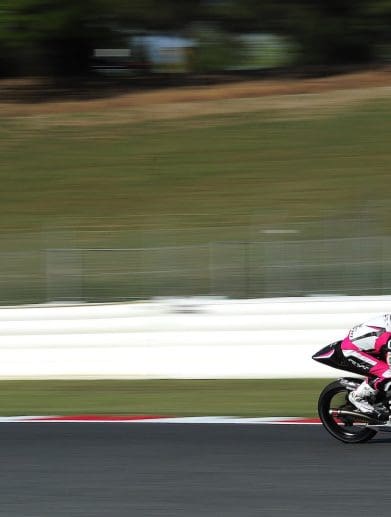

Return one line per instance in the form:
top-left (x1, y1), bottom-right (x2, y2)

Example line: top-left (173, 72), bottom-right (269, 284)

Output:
top-left (0, 295), bottom-right (391, 379)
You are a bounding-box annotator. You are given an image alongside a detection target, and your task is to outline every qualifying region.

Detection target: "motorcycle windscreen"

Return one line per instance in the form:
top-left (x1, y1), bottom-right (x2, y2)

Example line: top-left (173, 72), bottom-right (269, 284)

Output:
top-left (312, 340), bottom-right (349, 371)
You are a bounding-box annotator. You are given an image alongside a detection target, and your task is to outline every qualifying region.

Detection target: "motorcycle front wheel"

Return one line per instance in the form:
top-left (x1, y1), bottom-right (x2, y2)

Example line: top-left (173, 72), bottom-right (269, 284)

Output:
top-left (318, 379), bottom-right (378, 443)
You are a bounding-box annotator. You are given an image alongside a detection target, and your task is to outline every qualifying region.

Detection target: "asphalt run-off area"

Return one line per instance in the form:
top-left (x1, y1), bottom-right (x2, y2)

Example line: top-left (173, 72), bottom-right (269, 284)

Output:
top-left (0, 422), bottom-right (390, 517)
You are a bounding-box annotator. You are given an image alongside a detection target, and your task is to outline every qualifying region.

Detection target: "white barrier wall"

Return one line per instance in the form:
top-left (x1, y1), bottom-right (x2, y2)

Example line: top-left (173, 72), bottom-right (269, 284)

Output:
top-left (1, 295), bottom-right (391, 379)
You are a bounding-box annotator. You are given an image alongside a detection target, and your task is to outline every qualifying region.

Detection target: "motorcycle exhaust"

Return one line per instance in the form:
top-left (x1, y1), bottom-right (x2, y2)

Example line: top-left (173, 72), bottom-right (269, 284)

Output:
top-left (330, 409), bottom-right (390, 426)
top-left (329, 409), bottom-right (372, 421)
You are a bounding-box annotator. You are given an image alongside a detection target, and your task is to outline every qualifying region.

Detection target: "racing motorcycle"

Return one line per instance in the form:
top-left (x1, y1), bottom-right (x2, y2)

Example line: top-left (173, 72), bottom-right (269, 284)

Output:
top-left (313, 340), bottom-right (391, 443)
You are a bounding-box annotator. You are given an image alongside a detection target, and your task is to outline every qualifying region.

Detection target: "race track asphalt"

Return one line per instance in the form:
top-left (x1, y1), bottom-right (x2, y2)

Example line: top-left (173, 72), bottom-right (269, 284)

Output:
top-left (0, 423), bottom-right (389, 517)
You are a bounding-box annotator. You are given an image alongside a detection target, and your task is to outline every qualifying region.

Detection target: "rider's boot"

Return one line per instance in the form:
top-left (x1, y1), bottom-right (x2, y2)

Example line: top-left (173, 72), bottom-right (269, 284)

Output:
top-left (348, 380), bottom-right (381, 418)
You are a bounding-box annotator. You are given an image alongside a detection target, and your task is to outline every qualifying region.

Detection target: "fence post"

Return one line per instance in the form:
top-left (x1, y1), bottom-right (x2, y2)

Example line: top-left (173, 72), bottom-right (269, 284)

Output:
top-left (46, 248), bottom-right (83, 303)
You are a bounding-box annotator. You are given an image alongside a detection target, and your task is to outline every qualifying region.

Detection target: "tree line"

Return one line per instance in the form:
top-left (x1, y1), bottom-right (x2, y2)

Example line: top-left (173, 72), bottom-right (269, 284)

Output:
top-left (0, 0), bottom-right (390, 77)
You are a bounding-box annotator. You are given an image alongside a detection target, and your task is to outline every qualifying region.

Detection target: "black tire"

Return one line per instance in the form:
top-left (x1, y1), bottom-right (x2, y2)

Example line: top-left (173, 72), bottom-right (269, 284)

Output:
top-left (318, 379), bottom-right (377, 443)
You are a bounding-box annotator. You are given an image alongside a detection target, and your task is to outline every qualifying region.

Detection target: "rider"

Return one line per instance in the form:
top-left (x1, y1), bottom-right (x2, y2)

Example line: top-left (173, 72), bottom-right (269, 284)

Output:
top-left (313, 314), bottom-right (391, 418)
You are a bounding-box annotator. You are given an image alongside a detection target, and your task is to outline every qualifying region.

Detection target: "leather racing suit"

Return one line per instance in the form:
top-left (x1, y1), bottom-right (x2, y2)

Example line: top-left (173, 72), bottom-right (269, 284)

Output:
top-left (340, 314), bottom-right (391, 390)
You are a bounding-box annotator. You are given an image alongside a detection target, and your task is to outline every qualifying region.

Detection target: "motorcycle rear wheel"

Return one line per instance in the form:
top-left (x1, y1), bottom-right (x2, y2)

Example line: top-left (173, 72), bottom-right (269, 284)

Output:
top-left (318, 379), bottom-right (377, 443)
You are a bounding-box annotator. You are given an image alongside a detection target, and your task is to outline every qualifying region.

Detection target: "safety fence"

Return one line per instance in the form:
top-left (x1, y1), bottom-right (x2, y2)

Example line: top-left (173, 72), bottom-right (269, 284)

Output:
top-left (1, 235), bottom-right (391, 305)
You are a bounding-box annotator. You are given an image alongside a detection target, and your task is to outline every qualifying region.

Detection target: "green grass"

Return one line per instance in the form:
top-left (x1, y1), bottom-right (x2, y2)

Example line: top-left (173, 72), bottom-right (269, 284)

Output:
top-left (1, 98), bottom-right (391, 238)
top-left (0, 379), bottom-right (328, 417)
top-left (1, 94), bottom-right (391, 303)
